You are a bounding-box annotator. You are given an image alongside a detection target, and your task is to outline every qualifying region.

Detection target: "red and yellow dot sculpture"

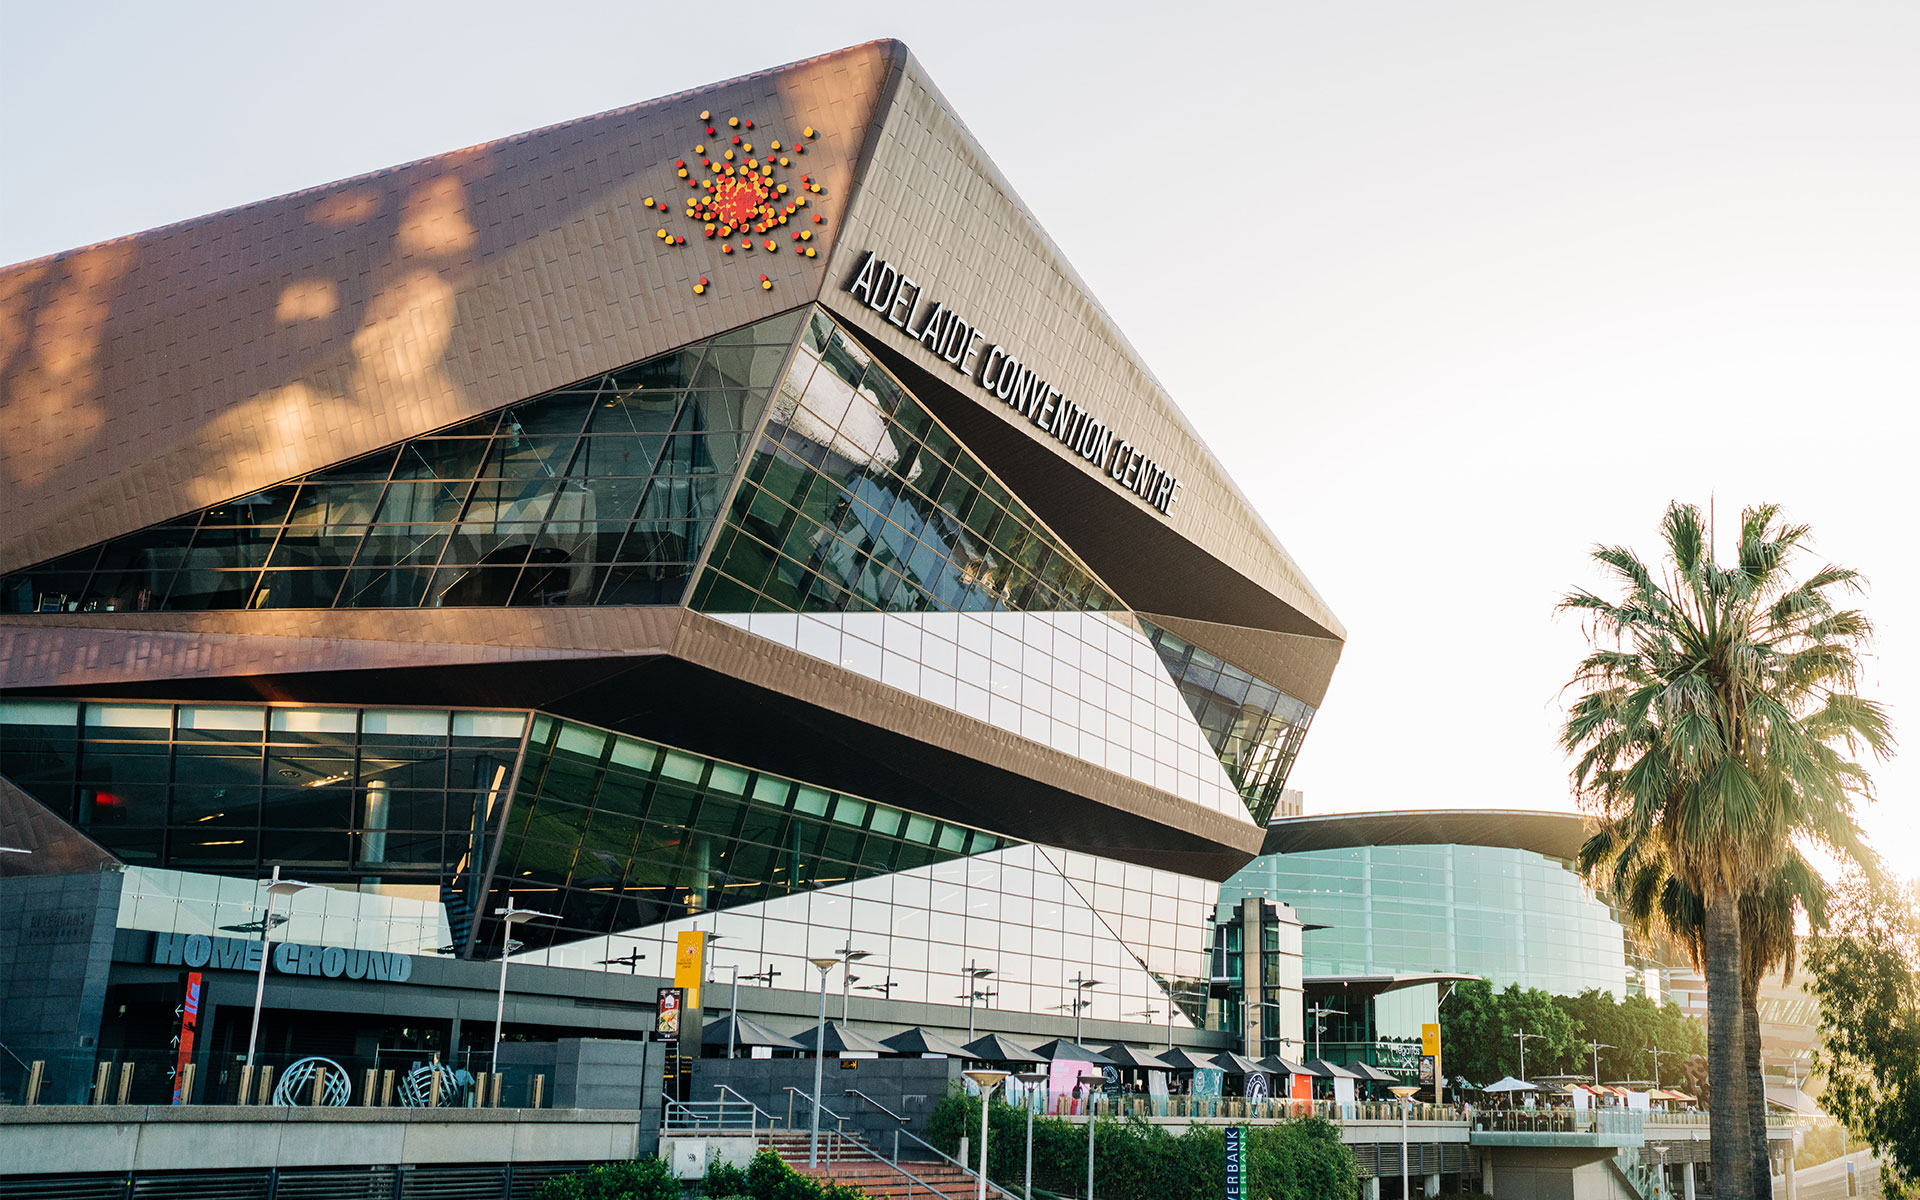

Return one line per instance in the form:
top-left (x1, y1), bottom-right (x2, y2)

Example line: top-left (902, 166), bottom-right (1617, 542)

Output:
top-left (641, 110), bottom-right (829, 296)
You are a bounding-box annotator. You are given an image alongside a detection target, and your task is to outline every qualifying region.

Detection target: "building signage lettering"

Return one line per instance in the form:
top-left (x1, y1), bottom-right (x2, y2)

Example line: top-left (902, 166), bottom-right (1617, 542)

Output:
top-left (845, 251), bottom-right (1183, 516)
top-left (150, 931), bottom-right (413, 983)
top-left (1224, 1125), bottom-right (1246, 1200)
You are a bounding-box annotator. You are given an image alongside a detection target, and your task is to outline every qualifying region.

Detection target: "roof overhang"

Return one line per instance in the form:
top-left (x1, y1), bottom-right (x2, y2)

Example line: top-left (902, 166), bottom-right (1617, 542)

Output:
top-left (1263, 809), bottom-right (1590, 862)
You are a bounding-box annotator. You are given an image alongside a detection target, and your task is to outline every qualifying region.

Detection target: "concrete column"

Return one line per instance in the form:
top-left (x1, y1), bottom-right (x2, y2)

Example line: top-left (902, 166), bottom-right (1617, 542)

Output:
top-left (1425, 1172), bottom-right (1439, 1197)
top-left (1784, 1150), bottom-right (1796, 1200)
top-left (1364, 1175), bottom-right (1381, 1200)
top-left (1682, 1159), bottom-right (1696, 1200)
top-left (1481, 1149), bottom-right (1494, 1196)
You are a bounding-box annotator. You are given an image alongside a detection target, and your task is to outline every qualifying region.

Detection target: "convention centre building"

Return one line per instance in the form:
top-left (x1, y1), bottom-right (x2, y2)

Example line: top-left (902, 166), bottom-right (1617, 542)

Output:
top-left (0, 41), bottom-right (1347, 1103)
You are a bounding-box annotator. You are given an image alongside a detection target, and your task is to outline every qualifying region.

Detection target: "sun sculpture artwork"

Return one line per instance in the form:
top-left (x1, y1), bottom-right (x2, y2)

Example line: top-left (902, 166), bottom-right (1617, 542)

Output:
top-left (641, 110), bottom-right (829, 296)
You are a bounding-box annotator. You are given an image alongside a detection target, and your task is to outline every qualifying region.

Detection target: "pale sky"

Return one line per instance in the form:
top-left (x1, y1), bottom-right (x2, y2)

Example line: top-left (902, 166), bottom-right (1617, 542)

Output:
top-left (4, 1), bottom-right (1915, 881)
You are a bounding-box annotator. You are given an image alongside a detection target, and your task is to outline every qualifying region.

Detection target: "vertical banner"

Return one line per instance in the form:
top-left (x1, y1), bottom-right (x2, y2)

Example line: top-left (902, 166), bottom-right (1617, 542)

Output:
top-left (169, 971), bottom-right (202, 1104)
top-left (672, 932), bottom-right (706, 1104)
top-left (1224, 1125), bottom-right (1246, 1200)
top-left (1421, 1022), bottom-right (1442, 1102)
top-left (674, 931), bottom-right (706, 1011)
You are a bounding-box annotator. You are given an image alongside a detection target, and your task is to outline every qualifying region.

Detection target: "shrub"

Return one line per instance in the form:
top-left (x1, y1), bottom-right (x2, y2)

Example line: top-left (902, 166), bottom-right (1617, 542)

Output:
top-left (533, 1157), bottom-right (681, 1200)
top-left (925, 1089), bottom-right (1358, 1200)
top-left (703, 1158), bottom-right (750, 1197)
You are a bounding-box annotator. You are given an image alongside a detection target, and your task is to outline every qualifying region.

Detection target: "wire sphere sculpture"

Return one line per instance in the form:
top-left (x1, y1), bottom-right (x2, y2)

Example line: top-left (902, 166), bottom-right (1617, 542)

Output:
top-left (398, 1062), bottom-right (460, 1107)
top-left (272, 1056), bottom-right (351, 1106)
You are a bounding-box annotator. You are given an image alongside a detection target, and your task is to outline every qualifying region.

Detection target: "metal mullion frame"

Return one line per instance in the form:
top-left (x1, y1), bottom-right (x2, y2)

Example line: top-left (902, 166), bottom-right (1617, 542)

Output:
top-left (321, 437), bottom-right (408, 608)
top-left (555, 726), bottom-right (623, 895)
top-left (675, 307), bottom-right (814, 605)
top-left (460, 710), bottom-right (538, 960)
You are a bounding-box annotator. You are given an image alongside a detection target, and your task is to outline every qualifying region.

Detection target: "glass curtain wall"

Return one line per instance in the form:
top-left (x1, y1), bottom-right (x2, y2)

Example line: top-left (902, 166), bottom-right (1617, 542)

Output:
top-left (0, 310), bottom-right (804, 613)
top-left (0, 699), bottom-right (525, 948)
top-left (695, 309), bottom-right (1254, 823)
top-left (1222, 843), bottom-right (1633, 999)
top-left (478, 712), bottom-right (1010, 954)
top-left (1142, 622), bottom-right (1317, 823)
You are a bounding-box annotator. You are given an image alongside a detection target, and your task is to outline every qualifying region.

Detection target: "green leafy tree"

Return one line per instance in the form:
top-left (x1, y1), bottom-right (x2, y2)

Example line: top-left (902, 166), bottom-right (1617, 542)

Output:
top-left (1558, 502), bottom-right (1890, 1199)
top-left (1806, 876), bottom-right (1920, 1198)
top-left (1556, 988), bottom-right (1705, 1085)
top-left (1439, 980), bottom-right (1579, 1084)
top-left (1584, 828), bottom-right (1838, 1186)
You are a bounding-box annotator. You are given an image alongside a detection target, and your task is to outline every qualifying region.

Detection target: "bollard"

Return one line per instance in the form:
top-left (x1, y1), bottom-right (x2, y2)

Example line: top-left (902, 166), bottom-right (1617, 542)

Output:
top-left (427, 1068), bottom-right (442, 1108)
top-left (362, 1069), bottom-right (377, 1106)
top-left (25, 1061), bottom-right (44, 1106)
top-left (530, 1074), bottom-right (544, 1110)
top-left (178, 1063), bottom-right (195, 1105)
top-left (115, 1062), bottom-right (135, 1105)
top-left (257, 1065), bottom-right (275, 1106)
top-left (237, 1064), bottom-right (255, 1105)
top-left (469, 1072), bottom-right (486, 1107)
top-left (92, 1062), bottom-right (111, 1104)
top-left (310, 1065), bottom-right (327, 1106)
top-left (380, 1069), bottom-right (396, 1107)
top-left (490, 1073), bottom-right (502, 1108)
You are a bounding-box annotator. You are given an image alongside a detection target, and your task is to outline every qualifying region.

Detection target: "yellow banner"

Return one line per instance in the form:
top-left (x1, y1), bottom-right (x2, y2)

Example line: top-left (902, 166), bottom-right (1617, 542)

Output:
top-left (1421, 1023), bottom-right (1441, 1057)
top-left (675, 931), bottom-right (706, 1011)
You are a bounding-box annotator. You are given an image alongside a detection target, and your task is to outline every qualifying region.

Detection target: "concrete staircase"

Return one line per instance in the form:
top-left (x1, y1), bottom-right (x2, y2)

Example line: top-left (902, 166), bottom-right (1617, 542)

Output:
top-left (764, 1130), bottom-right (981, 1199)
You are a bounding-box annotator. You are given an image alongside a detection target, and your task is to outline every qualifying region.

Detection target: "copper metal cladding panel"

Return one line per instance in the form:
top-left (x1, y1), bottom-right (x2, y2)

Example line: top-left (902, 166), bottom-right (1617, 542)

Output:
top-left (1135, 611), bottom-right (1344, 710)
top-left (0, 42), bottom-right (898, 574)
top-left (0, 606), bottom-right (683, 692)
top-left (821, 50), bottom-right (1344, 648)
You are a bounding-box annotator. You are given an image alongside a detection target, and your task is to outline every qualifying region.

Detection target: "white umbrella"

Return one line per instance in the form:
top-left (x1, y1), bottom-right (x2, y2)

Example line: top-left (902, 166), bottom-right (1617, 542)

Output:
top-left (1481, 1076), bottom-right (1538, 1093)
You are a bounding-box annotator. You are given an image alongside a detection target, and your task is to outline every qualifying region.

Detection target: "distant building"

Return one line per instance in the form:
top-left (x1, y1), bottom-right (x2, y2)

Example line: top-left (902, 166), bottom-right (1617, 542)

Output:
top-left (1216, 809), bottom-right (1661, 1071)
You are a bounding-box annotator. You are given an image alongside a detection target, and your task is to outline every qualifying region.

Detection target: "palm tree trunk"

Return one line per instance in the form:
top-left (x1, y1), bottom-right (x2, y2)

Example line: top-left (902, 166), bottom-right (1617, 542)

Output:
top-left (1746, 977), bottom-right (1772, 1196)
top-left (1706, 888), bottom-right (1754, 1198)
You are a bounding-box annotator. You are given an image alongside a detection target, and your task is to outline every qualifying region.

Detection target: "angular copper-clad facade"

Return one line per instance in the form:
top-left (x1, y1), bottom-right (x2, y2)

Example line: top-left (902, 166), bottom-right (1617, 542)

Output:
top-left (0, 42), bottom-right (1343, 1046)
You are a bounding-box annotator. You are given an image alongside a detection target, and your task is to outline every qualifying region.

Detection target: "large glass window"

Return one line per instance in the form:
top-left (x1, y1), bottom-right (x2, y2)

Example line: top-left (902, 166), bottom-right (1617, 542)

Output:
top-left (1142, 622), bottom-right (1317, 823)
top-left (694, 311), bottom-right (1257, 823)
top-left (0, 310), bottom-right (804, 613)
top-left (0, 700), bottom-right (523, 902)
top-left (479, 713), bottom-right (1009, 953)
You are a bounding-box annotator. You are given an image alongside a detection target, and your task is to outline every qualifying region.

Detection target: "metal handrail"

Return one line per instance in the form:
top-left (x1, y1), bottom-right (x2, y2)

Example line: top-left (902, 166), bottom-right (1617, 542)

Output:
top-left (821, 1127), bottom-right (968, 1200)
top-left (893, 1126), bottom-right (1023, 1200)
top-left (784, 1085), bottom-right (848, 1127)
top-left (663, 1095), bottom-right (768, 1139)
top-left (844, 1088), bottom-right (908, 1123)
top-left (713, 1084), bottom-right (781, 1127)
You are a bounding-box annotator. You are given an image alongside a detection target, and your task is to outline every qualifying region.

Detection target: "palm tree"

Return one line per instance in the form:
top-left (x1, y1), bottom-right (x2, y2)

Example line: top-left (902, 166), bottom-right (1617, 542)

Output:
top-left (1583, 827), bottom-right (1843, 1191)
top-left (1559, 502), bottom-right (1891, 1199)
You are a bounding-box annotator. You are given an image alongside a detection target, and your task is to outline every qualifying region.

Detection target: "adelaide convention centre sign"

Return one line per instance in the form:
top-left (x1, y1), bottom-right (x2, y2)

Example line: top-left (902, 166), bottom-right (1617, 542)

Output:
top-left (150, 931), bottom-right (414, 982)
top-left (845, 251), bottom-right (1184, 517)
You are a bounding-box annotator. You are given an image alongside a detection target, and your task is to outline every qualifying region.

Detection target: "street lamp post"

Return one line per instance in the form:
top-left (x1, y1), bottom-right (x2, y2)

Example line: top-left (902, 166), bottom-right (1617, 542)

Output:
top-left (1515, 1030), bottom-right (1543, 1084)
top-left (962, 1069), bottom-right (1008, 1200)
top-left (807, 956), bottom-right (844, 1168)
top-left (836, 946), bottom-right (872, 1024)
top-left (964, 961), bottom-right (994, 1038)
top-left (1079, 1072), bottom-right (1103, 1200)
top-left (1646, 1044), bottom-right (1673, 1091)
top-left (245, 866), bottom-right (312, 1074)
top-left (712, 964), bottom-right (741, 1059)
top-left (1164, 987), bottom-right (1204, 1050)
top-left (1586, 1040), bottom-right (1615, 1087)
top-left (1069, 973), bottom-right (1102, 1044)
top-left (492, 899), bottom-right (559, 1058)
top-left (1307, 1004), bottom-right (1345, 1061)
top-left (1390, 1085), bottom-right (1420, 1200)
top-left (1013, 1069), bottom-right (1048, 1199)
